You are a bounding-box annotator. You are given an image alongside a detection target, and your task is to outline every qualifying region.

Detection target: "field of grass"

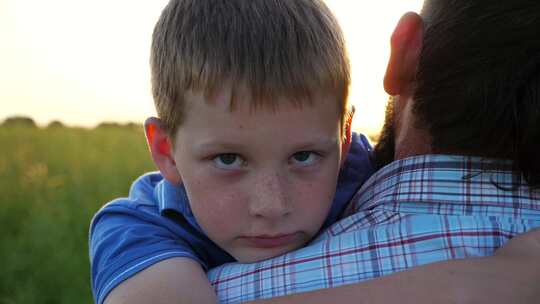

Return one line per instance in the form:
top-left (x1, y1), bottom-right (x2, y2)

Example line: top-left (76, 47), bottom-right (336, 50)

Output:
top-left (0, 125), bottom-right (155, 304)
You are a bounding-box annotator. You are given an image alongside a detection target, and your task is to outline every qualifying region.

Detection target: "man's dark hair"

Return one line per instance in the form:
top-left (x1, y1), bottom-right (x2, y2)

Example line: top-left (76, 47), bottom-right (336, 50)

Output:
top-left (413, 0), bottom-right (540, 188)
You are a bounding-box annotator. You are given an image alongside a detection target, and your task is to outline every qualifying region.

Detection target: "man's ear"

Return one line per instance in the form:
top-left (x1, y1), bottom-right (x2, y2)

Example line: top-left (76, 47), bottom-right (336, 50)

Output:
top-left (340, 106), bottom-right (355, 167)
top-left (384, 12), bottom-right (424, 96)
top-left (144, 117), bottom-right (182, 185)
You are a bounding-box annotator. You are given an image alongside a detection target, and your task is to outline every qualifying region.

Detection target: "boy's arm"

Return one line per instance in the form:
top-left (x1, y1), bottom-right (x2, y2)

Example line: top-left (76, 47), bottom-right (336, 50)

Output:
top-left (104, 257), bottom-right (217, 304)
top-left (248, 228), bottom-right (540, 304)
top-left (102, 229), bottom-right (540, 304)
top-left (89, 198), bottom-right (226, 304)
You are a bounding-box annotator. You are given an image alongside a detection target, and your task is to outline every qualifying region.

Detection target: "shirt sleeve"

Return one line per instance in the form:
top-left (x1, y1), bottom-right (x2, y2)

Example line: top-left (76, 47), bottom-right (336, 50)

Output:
top-left (89, 201), bottom-right (203, 304)
top-left (207, 212), bottom-right (531, 303)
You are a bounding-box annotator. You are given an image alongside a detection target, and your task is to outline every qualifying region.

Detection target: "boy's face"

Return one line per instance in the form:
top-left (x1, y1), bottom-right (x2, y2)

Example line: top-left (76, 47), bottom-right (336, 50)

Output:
top-left (172, 88), bottom-right (343, 263)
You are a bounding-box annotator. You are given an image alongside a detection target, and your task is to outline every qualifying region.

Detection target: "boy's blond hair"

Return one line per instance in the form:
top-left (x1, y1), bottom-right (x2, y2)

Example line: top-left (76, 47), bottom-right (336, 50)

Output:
top-left (151, 0), bottom-right (351, 137)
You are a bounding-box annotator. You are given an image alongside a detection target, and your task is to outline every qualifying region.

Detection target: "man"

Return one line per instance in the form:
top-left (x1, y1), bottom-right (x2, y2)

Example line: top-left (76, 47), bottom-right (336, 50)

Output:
top-left (207, 1), bottom-right (540, 303)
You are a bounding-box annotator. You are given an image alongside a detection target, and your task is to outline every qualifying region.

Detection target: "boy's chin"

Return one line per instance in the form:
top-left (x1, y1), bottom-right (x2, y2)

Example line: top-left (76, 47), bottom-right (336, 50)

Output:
top-left (231, 241), bottom-right (306, 264)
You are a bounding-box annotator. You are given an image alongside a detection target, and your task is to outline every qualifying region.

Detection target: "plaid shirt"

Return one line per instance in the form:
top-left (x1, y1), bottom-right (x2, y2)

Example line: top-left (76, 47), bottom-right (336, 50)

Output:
top-left (208, 155), bottom-right (540, 303)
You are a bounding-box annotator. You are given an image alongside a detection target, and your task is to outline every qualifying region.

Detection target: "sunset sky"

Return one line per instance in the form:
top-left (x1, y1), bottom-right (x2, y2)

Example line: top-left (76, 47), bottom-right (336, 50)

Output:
top-left (0, 0), bottom-right (423, 135)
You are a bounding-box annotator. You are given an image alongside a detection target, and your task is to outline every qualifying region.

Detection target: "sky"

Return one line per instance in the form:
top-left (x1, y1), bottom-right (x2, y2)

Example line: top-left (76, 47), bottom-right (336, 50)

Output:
top-left (0, 0), bottom-right (423, 135)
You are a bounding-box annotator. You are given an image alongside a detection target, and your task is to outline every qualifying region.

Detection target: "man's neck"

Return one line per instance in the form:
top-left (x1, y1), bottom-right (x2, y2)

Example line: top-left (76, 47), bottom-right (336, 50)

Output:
top-left (393, 95), bottom-right (432, 160)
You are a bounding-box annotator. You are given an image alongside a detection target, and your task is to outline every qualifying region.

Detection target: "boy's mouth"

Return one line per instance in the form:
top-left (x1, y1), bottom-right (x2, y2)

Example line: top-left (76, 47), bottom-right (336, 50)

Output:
top-left (241, 232), bottom-right (301, 249)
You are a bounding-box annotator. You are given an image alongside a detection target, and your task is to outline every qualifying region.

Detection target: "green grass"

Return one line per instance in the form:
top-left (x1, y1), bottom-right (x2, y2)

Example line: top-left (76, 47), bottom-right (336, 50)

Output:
top-left (0, 125), bottom-right (155, 304)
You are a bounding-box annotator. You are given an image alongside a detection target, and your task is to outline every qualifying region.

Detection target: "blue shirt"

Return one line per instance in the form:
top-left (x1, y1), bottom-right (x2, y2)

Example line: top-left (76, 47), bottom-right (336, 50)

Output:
top-left (89, 133), bottom-right (374, 304)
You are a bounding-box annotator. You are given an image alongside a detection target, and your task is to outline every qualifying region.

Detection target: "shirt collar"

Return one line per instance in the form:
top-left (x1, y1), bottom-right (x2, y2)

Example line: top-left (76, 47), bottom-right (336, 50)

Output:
top-left (350, 154), bottom-right (533, 213)
top-left (154, 179), bottom-right (193, 217)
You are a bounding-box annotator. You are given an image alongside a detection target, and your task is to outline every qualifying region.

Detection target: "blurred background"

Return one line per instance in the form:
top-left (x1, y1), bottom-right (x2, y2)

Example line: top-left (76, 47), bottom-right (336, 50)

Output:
top-left (0, 0), bottom-right (422, 303)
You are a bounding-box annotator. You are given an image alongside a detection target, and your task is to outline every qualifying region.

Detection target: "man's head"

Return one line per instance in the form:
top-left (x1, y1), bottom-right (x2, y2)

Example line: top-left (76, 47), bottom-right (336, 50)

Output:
top-left (377, 1), bottom-right (540, 188)
top-left (145, 0), bottom-right (352, 262)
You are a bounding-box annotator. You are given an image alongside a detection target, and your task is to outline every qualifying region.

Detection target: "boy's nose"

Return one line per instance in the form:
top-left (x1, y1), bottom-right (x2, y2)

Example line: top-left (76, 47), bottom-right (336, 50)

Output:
top-left (249, 171), bottom-right (291, 219)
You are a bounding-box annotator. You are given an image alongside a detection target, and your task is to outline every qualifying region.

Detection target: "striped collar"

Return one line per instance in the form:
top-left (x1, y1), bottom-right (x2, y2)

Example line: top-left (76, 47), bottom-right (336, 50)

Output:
top-left (349, 154), bottom-right (540, 216)
top-left (154, 179), bottom-right (193, 216)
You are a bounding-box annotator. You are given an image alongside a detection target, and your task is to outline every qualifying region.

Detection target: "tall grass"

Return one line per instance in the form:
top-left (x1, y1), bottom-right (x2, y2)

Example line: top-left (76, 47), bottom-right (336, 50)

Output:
top-left (0, 125), bottom-right (155, 304)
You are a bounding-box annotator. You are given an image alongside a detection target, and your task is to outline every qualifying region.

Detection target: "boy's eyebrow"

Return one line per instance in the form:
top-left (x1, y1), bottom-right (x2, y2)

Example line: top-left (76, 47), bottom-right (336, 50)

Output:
top-left (193, 136), bottom-right (340, 154)
top-left (193, 141), bottom-right (248, 154)
top-left (291, 136), bottom-right (340, 150)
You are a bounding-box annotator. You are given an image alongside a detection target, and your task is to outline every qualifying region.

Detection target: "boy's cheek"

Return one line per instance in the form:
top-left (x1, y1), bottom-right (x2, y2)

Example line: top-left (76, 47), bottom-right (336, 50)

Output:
top-left (296, 179), bottom-right (336, 217)
top-left (187, 179), bottom-right (248, 233)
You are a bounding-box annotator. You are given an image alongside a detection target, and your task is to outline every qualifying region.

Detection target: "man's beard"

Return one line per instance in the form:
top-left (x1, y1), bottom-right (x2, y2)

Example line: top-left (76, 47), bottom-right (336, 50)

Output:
top-left (372, 97), bottom-right (395, 170)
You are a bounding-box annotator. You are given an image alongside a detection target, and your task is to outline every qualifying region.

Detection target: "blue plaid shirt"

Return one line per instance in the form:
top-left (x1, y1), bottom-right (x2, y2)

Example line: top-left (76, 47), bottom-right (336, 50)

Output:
top-left (208, 154), bottom-right (540, 303)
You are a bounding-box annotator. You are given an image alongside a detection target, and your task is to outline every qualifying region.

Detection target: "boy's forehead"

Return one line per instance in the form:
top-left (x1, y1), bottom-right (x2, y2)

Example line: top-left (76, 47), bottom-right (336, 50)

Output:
top-left (184, 85), bottom-right (342, 113)
top-left (174, 86), bottom-right (345, 152)
top-left (178, 90), bottom-right (343, 147)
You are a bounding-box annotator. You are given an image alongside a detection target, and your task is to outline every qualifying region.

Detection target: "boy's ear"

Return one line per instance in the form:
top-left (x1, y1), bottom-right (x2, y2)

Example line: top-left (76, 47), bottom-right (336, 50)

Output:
top-left (384, 12), bottom-right (424, 96)
top-left (340, 106), bottom-right (355, 166)
top-left (144, 117), bottom-right (182, 185)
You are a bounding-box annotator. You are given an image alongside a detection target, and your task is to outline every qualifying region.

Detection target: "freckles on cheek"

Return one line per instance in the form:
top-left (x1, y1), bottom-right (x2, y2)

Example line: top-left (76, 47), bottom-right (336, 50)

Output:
top-left (191, 186), bottom-right (244, 230)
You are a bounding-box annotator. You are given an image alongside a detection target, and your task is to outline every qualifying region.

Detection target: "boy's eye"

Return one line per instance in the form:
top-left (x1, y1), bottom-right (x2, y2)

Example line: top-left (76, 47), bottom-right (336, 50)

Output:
top-left (212, 153), bottom-right (245, 169)
top-left (290, 151), bottom-right (319, 166)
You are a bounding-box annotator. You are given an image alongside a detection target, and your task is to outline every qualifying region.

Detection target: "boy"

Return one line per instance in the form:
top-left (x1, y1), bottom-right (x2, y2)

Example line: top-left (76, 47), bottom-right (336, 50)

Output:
top-left (89, 0), bottom-right (374, 303)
